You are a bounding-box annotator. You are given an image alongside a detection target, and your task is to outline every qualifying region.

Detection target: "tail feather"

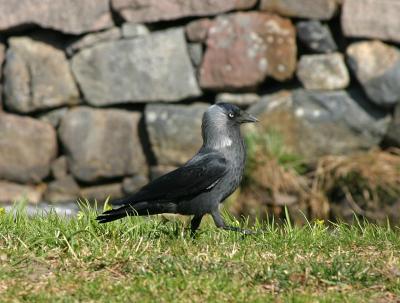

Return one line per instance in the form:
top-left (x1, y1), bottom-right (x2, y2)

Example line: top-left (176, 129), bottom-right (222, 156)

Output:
top-left (96, 201), bottom-right (178, 223)
top-left (96, 205), bottom-right (134, 223)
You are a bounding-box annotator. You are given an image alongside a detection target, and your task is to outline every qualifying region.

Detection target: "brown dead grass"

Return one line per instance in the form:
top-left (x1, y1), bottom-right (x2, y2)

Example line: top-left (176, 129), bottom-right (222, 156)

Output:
top-left (312, 148), bottom-right (400, 222)
top-left (235, 128), bottom-right (400, 224)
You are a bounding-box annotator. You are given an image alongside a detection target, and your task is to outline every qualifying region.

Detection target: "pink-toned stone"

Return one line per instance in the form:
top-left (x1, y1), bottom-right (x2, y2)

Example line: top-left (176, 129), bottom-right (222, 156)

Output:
top-left (186, 18), bottom-right (213, 42)
top-left (200, 12), bottom-right (296, 90)
top-left (111, 0), bottom-right (257, 23)
top-left (0, 0), bottom-right (113, 34)
top-left (342, 0), bottom-right (400, 44)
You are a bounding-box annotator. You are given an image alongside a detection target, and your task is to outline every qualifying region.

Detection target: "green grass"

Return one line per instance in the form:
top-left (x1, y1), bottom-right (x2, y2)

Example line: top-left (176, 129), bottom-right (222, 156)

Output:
top-left (0, 204), bottom-right (399, 302)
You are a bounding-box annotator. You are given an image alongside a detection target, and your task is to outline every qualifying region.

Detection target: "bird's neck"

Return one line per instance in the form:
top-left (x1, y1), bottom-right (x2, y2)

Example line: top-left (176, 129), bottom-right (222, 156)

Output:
top-left (202, 124), bottom-right (242, 151)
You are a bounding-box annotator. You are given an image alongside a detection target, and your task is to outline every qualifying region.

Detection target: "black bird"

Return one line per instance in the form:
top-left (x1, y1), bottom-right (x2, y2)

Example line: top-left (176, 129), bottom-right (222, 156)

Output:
top-left (96, 103), bottom-right (258, 234)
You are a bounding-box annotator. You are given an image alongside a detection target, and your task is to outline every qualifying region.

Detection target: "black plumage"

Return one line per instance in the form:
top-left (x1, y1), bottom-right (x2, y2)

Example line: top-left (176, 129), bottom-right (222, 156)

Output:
top-left (96, 103), bottom-right (258, 234)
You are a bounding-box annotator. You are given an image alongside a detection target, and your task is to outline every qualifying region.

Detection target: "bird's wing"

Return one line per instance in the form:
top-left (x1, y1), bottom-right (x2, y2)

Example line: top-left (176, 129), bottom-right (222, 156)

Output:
top-left (112, 151), bottom-right (228, 206)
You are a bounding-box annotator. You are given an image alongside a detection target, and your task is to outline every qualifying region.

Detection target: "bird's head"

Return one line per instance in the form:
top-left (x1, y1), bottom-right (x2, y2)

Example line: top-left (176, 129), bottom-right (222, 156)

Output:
top-left (201, 103), bottom-right (258, 148)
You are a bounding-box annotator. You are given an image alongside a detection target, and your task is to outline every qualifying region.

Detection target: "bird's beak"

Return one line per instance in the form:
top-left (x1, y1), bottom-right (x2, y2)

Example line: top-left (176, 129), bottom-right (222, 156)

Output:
top-left (238, 111), bottom-right (259, 123)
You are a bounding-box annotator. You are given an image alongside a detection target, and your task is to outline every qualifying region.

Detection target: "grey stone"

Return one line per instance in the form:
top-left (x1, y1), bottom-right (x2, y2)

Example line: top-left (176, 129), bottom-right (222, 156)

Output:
top-left (4, 37), bottom-right (79, 113)
top-left (121, 23), bottom-right (149, 38)
top-left (292, 89), bottom-right (391, 158)
top-left (44, 175), bottom-right (80, 204)
top-left (0, 0), bottom-right (113, 35)
top-left (39, 107), bottom-right (68, 128)
top-left (66, 28), bottom-right (121, 56)
top-left (145, 103), bottom-right (208, 166)
top-left (296, 20), bottom-right (337, 53)
top-left (216, 93), bottom-right (260, 107)
top-left (187, 43), bottom-right (203, 67)
top-left (297, 53), bottom-right (349, 90)
top-left (50, 156), bottom-right (68, 180)
top-left (59, 107), bottom-right (147, 182)
top-left (346, 41), bottom-right (400, 108)
top-left (342, 0), bottom-right (400, 44)
top-left (0, 113), bottom-right (57, 183)
top-left (0, 181), bottom-right (45, 204)
top-left (111, 0), bottom-right (257, 23)
top-left (71, 28), bottom-right (201, 106)
top-left (385, 103), bottom-right (400, 147)
top-left (246, 90), bottom-right (391, 160)
top-left (122, 175), bottom-right (149, 194)
top-left (80, 183), bottom-right (123, 202)
top-left (261, 0), bottom-right (338, 20)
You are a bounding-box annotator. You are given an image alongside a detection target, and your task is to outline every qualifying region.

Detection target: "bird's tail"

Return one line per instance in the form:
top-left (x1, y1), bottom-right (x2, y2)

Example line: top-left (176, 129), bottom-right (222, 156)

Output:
top-left (96, 201), bottom-right (177, 223)
top-left (96, 205), bottom-right (135, 223)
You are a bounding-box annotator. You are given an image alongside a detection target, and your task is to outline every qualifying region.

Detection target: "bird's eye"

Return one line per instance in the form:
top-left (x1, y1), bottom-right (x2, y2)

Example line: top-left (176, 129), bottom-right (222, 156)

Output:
top-left (228, 112), bottom-right (235, 118)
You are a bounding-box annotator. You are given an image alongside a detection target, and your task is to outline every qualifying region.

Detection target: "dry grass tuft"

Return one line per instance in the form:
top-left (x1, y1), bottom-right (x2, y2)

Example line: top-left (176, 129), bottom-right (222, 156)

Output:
top-left (312, 148), bottom-right (400, 222)
top-left (234, 127), bottom-right (400, 224)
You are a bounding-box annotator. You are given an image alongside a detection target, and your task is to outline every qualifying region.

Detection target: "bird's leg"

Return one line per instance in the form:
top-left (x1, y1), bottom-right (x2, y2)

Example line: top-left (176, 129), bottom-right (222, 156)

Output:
top-left (190, 215), bottom-right (203, 236)
top-left (211, 211), bottom-right (255, 235)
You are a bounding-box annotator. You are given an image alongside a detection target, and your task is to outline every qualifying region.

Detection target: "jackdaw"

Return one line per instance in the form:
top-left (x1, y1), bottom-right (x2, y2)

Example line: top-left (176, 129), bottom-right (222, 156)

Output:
top-left (96, 103), bottom-right (258, 234)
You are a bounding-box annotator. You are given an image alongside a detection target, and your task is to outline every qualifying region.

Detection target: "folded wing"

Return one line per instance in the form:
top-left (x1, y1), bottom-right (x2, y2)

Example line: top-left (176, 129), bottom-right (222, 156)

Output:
top-left (112, 151), bottom-right (228, 206)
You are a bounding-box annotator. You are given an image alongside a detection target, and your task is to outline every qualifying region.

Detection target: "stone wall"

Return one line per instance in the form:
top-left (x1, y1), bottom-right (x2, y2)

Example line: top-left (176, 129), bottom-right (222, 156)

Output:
top-left (0, 0), bottom-right (399, 205)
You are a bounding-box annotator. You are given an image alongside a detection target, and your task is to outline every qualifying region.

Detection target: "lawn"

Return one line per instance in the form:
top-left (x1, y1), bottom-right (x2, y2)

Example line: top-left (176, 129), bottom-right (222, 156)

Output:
top-left (0, 204), bottom-right (399, 302)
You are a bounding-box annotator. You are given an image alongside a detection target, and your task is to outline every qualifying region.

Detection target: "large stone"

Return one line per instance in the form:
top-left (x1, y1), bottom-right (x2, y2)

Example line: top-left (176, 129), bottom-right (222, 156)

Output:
top-left (200, 12), bottom-right (296, 90)
top-left (296, 21), bottom-right (337, 54)
top-left (260, 0), bottom-right (338, 20)
top-left (346, 41), bottom-right (400, 108)
top-left (4, 37), bottom-right (79, 113)
top-left (80, 183), bottom-right (124, 202)
top-left (0, 113), bottom-right (57, 183)
top-left (385, 103), bottom-right (400, 147)
top-left (0, 181), bottom-right (45, 204)
top-left (342, 0), bottom-right (400, 44)
top-left (43, 175), bottom-right (80, 204)
top-left (111, 0), bottom-right (257, 23)
top-left (0, 0), bottom-right (113, 35)
top-left (296, 53), bottom-right (349, 90)
top-left (59, 107), bottom-right (147, 182)
top-left (247, 90), bottom-right (391, 160)
top-left (145, 103), bottom-right (208, 166)
top-left (66, 28), bottom-right (121, 56)
top-left (292, 90), bottom-right (391, 158)
top-left (71, 28), bottom-right (201, 106)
